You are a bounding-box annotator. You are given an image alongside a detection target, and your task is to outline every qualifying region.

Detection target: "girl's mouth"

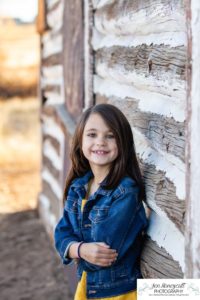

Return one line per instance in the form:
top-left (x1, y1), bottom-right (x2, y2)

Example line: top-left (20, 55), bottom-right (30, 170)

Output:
top-left (92, 150), bottom-right (109, 155)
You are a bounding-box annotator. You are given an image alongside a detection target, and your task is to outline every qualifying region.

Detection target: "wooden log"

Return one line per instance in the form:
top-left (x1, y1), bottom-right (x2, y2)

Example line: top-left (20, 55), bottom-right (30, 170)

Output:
top-left (84, 0), bottom-right (95, 109)
top-left (46, 0), bottom-right (60, 10)
top-left (42, 168), bottom-right (62, 200)
top-left (42, 32), bottom-right (62, 59)
top-left (141, 162), bottom-right (185, 234)
top-left (43, 155), bottom-right (60, 181)
top-left (42, 85), bottom-right (61, 94)
top-left (42, 179), bottom-right (61, 219)
top-left (43, 92), bottom-right (64, 105)
top-left (92, 0), bottom-right (112, 9)
top-left (185, 0), bottom-right (200, 278)
top-left (94, 76), bottom-right (185, 122)
top-left (141, 237), bottom-right (183, 278)
top-left (41, 110), bottom-right (66, 175)
top-left (95, 45), bottom-right (186, 99)
top-left (63, 0), bottom-right (84, 118)
top-left (42, 53), bottom-right (62, 66)
top-left (42, 104), bottom-right (76, 137)
top-left (94, 0), bottom-right (185, 35)
top-left (43, 138), bottom-right (62, 171)
top-left (96, 94), bottom-right (185, 162)
top-left (43, 134), bottom-right (61, 155)
top-left (42, 87), bottom-right (64, 105)
top-left (46, 0), bottom-right (64, 32)
top-left (96, 45), bottom-right (186, 79)
top-left (41, 65), bottom-right (63, 86)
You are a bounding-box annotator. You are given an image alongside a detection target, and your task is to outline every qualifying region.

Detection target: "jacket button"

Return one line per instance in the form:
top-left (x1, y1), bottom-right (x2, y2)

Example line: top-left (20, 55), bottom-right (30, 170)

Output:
top-left (89, 290), bottom-right (96, 294)
top-left (84, 224), bottom-right (91, 228)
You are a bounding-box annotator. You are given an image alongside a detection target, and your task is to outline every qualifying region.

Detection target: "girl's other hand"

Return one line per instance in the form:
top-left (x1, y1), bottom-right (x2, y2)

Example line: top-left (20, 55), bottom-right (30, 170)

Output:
top-left (79, 242), bottom-right (118, 267)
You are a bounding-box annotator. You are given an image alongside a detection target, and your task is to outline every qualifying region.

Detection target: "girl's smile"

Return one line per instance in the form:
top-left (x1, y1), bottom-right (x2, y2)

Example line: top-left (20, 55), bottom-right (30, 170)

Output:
top-left (82, 113), bottom-right (118, 171)
top-left (92, 150), bottom-right (109, 155)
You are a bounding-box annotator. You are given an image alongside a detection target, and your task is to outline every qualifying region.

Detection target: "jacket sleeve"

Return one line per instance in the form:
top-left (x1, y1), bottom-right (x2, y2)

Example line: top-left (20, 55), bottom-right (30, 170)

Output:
top-left (54, 208), bottom-right (80, 265)
top-left (81, 186), bottom-right (148, 271)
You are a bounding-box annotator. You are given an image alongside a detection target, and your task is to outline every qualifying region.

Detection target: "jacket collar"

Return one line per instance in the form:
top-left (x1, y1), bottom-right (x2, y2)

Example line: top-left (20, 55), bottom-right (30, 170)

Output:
top-left (71, 170), bottom-right (93, 187)
top-left (71, 171), bottom-right (113, 197)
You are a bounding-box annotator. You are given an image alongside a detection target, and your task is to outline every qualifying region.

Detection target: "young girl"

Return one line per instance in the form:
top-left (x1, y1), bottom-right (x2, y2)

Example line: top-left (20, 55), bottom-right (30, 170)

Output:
top-left (54, 103), bottom-right (148, 299)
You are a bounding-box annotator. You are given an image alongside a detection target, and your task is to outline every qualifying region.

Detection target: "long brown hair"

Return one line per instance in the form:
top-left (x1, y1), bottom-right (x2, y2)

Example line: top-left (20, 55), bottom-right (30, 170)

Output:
top-left (63, 104), bottom-right (145, 202)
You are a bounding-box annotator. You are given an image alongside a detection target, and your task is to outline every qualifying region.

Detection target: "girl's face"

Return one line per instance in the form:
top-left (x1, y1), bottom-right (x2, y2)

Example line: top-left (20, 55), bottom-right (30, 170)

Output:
top-left (82, 113), bottom-right (118, 171)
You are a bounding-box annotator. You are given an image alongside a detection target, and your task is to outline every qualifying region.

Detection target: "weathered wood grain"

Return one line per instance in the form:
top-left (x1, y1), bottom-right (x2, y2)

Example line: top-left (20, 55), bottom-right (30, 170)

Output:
top-left (96, 45), bottom-right (186, 79)
top-left (141, 237), bottom-right (183, 278)
top-left (43, 134), bottom-right (61, 155)
top-left (43, 156), bottom-right (60, 180)
top-left (42, 104), bottom-right (76, 137)
top-left (43, 179), bottom-right (61, 219)
top-left (141, 162), bottom-right (185, 234)
top-left (63, 0), bottom-right (84, 118)
top-left (42, 31), bottom-right (62, 58)
top-left (46, 0), bottom-right (60, 10)
top-left (95, 45), bottom-right (186, 99)
top-left (92, 0), bottom-right (113, 9)
top-left (42, 65), bottom-right (63, 87)
top-left (96, 95), bottom-right (185, 162)
top-left (42, 85), bottom-right (61, 94)
top-left (94, 0), bottom-right (185, 35)
top-left (94, 75), bottom-right (185, 122)
top-left (84, 0), bottom-right (95, 109)
top-left (46, 0), bottom-right (63, 32)
top-left (42, 53), bottom-right (62, 66)
top-left (185, 0), bottom-right (200, 278)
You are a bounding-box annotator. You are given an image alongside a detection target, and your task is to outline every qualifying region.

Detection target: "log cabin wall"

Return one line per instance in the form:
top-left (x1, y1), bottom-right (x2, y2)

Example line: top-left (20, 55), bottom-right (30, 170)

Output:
top-left (92, 0), bottom-right (186, 278)
top-left (38, 0), bottom-right (188, 279)
top-left (38, 0), bottom-right (83, 235)
top-left (185, 0), bottom-right (200, 278)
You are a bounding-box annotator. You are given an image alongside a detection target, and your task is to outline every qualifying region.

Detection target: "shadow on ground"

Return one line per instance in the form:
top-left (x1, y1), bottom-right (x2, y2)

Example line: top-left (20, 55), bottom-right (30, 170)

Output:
top-left (0, 209), bottom-right (73, 300)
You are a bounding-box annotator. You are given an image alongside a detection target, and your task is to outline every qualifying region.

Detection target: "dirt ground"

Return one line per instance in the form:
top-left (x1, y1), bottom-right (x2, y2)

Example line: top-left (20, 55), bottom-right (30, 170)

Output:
top-left (0, 97), bottom-right (73, 300)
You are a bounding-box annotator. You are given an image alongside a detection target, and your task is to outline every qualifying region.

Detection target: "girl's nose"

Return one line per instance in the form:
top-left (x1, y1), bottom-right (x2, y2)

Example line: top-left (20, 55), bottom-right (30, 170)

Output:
top-left (96, 136), bottom-right (106, 146)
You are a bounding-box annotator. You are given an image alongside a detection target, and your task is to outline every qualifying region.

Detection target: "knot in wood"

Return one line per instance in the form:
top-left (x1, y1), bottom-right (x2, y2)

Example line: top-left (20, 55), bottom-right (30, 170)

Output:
top-left (148, 59), bottom-right (153, 73)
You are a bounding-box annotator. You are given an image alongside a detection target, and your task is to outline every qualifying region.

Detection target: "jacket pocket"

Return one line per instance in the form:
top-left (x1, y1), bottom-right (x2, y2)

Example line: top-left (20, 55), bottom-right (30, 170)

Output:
top-left (88, 206), bottom-right (109, 223)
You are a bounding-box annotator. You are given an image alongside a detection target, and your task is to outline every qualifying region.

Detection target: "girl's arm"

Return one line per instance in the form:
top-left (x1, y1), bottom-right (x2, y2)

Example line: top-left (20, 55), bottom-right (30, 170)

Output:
top-left (54, 209), bottom-right (80, 265)
top-left (81, 186), bottom-right (148, 271)
top-left (54, 207), bottom-right (117, 266)
top-left (68, 242), bottom-right (117, 267)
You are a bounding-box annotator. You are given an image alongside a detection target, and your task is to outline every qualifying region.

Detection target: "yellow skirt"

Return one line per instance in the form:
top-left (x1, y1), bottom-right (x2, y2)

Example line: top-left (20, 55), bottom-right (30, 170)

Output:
top-left (74, 271), bottom-right (137, 300)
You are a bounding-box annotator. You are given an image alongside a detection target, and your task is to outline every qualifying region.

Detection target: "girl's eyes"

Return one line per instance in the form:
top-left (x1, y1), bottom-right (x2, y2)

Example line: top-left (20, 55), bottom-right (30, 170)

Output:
top-left (87, 133), bottom-right (96, 137)
top-left (87, 133), bottom-right (115, 139)
top-left (106, 134), bottom-right (115, 139)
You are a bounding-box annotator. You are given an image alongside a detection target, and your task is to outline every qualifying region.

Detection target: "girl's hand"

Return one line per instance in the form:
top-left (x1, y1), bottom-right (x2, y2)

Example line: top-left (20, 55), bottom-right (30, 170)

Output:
top-left (79, 242), bottom-right (118, 267)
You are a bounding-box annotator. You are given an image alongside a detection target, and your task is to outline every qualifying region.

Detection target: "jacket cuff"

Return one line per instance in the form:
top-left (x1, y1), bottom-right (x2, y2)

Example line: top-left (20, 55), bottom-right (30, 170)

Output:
top-left (60, 239), bottom-right (78, 265)
top-left (64, 241), bottom-right (77, 258)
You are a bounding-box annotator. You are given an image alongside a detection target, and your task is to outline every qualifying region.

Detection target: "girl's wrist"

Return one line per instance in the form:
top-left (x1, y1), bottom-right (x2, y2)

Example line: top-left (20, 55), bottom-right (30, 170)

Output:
top-left (68, 242), bottom-right (81, 259)
top-left (68, 241), bottom-right (85, 259)
top-left (77, 241), bottom-right (85, 259)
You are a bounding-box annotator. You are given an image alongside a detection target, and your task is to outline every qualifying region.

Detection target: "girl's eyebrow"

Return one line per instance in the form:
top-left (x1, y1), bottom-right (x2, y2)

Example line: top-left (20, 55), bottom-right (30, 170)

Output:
top-left (86, 128), bottom-right (113, 133)
top-left (86, 128), bottom-right (97, 131)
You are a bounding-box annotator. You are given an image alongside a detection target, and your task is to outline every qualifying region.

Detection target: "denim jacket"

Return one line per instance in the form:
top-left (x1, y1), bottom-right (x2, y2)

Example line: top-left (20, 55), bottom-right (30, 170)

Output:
top-left (54, 171), bottom-right (148, 298)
